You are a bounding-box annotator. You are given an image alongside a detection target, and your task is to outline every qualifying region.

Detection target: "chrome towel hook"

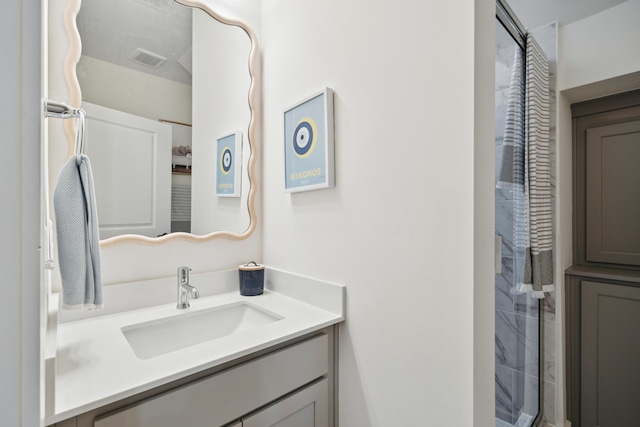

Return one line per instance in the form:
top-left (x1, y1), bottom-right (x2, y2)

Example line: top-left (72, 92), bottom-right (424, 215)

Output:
top-left (44, 98), bottom-right (87, 164)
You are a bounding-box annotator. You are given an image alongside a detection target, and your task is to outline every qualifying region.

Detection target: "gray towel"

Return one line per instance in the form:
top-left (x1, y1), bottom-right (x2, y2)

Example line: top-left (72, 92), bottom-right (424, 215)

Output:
top-left (54, 154), bottom-right (103, 309)
top-left (521, 35), bottom-right (554, 298)
top-left (496, 36), bottom-right (554, 299)
top-left (496, 46), bottom-right (525, 192)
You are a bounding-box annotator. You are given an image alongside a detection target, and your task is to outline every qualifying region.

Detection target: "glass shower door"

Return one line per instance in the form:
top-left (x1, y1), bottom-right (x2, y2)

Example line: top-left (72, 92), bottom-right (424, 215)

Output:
top-left (494, 18), bottom-right (540, 427)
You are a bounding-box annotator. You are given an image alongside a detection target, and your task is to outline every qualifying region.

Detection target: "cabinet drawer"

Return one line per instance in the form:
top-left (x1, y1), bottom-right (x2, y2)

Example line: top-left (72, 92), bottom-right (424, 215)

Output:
top-left (243, 379), bottom-right (328, 427)
top-left (94, 334), bottom-right (328, 427)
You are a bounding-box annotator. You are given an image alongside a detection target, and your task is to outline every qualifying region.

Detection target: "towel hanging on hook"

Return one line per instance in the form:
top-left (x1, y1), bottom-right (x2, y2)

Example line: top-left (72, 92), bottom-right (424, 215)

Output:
top-left (45, 98), bottom-right (102, 310)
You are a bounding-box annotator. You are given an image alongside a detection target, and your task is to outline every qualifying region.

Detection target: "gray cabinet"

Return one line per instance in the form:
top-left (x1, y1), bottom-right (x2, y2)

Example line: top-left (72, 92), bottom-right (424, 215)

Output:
top-left (567, 90), bottom-right (640, 426)
top-left (580, 281), bottom-right (640, 427)
top-left (53, 328), bottom-right (337, 427)
top-left (573, 94), bottom-right (640, 269)
top-left (565, 269), bottom-right (640, 427)
top-left (585, 119), bottom-right (640, 265)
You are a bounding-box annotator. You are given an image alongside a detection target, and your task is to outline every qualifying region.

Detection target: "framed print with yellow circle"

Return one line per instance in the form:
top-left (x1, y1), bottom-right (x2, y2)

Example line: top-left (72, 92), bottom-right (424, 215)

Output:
top-left (284, 88), bottom-right (335, 193)
top-left (216, 131), bottom-right (242, 197)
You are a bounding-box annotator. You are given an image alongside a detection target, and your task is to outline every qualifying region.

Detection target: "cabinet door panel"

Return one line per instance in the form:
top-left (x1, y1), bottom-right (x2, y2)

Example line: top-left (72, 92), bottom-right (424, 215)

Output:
top-left (83, 102), bottom-right (172, 239)
top-left (243, 379), bottom-right (328, 427)
top-left (581, 281), bottom-right (640, 426)
top-left (585, 119), bottom-right (640, 265)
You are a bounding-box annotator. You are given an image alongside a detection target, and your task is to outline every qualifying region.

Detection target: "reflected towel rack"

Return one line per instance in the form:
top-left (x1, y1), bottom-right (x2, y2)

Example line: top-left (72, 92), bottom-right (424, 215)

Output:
top-left (44, 99), bottom-right (87, 161)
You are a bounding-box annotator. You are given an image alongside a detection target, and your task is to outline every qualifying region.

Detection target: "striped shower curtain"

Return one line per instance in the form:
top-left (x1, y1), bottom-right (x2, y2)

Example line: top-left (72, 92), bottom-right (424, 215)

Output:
top-left (497, 34), bottom-right (554, 299)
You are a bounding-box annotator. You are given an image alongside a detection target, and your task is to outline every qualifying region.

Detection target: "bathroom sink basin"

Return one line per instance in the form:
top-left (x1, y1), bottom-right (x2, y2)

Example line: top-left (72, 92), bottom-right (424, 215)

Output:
top-left (121, 302), bottom-right (282, 359)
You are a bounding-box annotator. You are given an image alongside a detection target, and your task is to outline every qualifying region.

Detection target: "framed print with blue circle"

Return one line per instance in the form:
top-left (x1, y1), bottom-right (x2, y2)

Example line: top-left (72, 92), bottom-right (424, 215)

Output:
top-left (216, 131), bottom-right (242, 197)
top-left (284, 87), bottom-right (335, 193)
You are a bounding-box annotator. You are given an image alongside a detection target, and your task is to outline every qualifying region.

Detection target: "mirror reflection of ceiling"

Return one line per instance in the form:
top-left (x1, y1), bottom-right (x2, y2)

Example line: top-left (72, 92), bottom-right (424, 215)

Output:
top-left (77, 0), bottom-right (193, 85)
top-left (505, 0), bottom-right (628, 30)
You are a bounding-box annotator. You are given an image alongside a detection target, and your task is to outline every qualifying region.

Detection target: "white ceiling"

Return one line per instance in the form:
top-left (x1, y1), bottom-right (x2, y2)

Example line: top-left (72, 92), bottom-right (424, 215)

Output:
top-left (505, 0), bottom-right (629, 31)
top-left (77, 0), bottom-right (193, 85)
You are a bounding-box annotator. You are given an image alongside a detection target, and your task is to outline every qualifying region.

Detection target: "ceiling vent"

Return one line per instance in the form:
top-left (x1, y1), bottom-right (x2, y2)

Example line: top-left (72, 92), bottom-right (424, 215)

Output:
top-left (134, 0), bottom-right (174, 12)
top-left (129, 48), bottom-right (168, 69)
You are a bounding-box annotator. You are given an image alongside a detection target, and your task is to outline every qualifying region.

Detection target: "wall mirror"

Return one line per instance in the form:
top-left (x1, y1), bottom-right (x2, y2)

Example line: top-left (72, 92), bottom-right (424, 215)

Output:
top-left (63, 0), bottom-right (259, 247)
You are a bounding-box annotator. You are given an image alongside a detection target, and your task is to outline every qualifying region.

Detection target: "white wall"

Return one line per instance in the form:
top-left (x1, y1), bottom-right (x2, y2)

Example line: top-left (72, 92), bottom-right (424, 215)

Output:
top-left (262, 0), bottom-right (494, 425)
top-left (475, 1), bottom-right (497, 423)
top-left (77, 55), bottom-right (192, 124)
top-left (191, 8), bottom-right (251, 235)
top-left (47, 0), bottom-right (262, 286)
top-left (194, 0), bottom-right (261, 38)
top-left (558, 0), bottom-right (640, 102)
top-left (0, 0), bottom-right (42, 425)
top-left (555, 91), bottom-right (572, 427)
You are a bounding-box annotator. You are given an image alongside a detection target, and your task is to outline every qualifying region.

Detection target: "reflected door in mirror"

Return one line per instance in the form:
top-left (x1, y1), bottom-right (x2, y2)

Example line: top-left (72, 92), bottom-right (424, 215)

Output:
top-left (84, 102), bottom-right (172, 239)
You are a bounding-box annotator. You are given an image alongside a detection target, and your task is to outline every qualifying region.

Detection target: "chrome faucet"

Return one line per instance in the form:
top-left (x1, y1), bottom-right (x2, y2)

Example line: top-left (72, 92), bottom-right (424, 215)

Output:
top-left (177, 266), bottom-right (199, 309)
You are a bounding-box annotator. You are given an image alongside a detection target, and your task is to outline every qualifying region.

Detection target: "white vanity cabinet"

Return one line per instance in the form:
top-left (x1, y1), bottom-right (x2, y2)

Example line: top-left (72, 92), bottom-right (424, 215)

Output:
top-left (53, 328), bottom-right (336, 427)
top-left (242, 379), bottom-right (328, 427)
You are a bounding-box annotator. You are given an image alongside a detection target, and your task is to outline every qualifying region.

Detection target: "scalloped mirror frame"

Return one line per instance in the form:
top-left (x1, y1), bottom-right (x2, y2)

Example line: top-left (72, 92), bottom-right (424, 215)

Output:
top-left (62, 0), bottom-right (260, 249)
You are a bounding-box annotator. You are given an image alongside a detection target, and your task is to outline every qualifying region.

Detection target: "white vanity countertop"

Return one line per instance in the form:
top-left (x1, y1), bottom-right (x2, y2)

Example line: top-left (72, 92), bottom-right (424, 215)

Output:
top-left (47, 269), bottom-right (345, 425)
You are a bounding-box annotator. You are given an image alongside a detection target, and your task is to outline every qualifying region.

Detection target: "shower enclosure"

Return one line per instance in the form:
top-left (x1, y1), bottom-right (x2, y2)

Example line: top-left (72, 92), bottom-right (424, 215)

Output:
top-left (494, 4), bottom-right (541, 426)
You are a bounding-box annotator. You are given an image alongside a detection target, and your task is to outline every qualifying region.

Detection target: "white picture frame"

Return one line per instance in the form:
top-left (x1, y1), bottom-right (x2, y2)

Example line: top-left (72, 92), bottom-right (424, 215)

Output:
top-left (215, 131), bottom-right (242, 197)
top-left (283, 87), bottom-right (335, 193)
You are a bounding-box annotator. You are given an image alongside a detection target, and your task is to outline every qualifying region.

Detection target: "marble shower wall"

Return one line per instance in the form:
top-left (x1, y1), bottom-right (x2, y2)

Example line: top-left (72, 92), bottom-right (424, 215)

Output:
top-left (494, 21), bottom-right (557, 426)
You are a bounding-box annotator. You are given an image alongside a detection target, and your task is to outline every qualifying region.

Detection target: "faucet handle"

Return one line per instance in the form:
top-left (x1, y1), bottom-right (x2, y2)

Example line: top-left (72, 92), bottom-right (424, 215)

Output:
top-left (177, 266), bottom-right (192, 282)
